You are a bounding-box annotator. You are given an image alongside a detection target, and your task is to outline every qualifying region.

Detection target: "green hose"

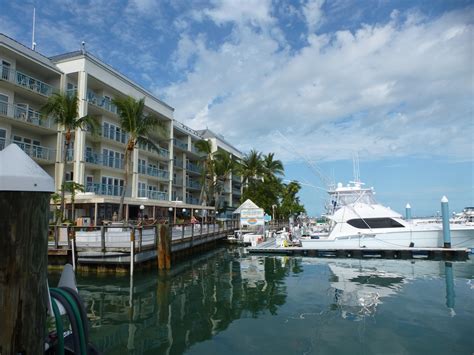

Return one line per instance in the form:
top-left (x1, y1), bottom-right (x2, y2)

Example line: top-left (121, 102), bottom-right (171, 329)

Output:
top-left (51, 288), bottom-right (87, 355)
top-left (50, 296), bottom-right (65, 355)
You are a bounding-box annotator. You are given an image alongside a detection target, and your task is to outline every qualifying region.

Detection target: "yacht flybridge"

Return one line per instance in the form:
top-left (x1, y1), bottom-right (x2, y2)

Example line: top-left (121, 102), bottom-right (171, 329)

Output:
top-left (301, 181), bottom-right (474, 250)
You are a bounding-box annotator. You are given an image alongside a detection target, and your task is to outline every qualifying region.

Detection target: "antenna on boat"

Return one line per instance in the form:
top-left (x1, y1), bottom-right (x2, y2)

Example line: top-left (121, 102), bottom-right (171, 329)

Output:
top-left (352, 152), bottom-right (360, 184)
top-left (31, 7), bottom-right (36, 51)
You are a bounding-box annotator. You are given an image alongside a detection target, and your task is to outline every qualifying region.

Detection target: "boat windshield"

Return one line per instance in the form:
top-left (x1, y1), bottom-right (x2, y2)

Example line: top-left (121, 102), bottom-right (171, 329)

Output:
top-left (337, 191), bottom-right (377, 206)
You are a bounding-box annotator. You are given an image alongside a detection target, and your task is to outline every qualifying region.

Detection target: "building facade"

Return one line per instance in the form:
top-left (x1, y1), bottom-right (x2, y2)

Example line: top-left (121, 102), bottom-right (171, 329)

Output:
top-left (0, 33), bottom-right (242, 224)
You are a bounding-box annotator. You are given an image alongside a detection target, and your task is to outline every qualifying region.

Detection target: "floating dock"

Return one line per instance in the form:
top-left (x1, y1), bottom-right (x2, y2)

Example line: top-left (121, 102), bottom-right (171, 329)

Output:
top-left (247, 238), bottom-right (470, 260)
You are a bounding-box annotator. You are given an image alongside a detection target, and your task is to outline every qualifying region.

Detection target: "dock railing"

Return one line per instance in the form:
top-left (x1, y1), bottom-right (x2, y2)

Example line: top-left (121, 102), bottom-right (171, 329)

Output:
top-left (48, 220), bottom-right (238, 253)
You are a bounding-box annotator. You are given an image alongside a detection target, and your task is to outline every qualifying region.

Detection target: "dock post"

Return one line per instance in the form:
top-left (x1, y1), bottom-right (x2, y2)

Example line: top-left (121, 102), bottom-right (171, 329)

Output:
top-left (0, 144), bottom-right (54, 354)
top-left (445, 262), bottom-right (455, 312)
top-left (441, 196), bottom-right (451, 248)
top-left (70, 227), bottom-right (76, 271)
top-left (405, 203), bottom-right (412, 220)
top-left (130, 227), bottom-right (135, 276)
top-left (158, 224), bottom-right (171, 270)
top-left (100, 225), bottom-right (106, 252)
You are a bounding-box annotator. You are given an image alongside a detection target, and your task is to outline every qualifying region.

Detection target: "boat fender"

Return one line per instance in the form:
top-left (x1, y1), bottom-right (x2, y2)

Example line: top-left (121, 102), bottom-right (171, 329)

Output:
top-left (409, 242), bottom-right (415, 248)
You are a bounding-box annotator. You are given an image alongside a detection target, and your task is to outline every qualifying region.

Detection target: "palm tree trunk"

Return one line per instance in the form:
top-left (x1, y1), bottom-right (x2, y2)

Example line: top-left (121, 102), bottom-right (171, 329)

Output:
top-left (118, 148), bottom-right (130, 221)
top-left (59, 134), bottom-right (69, 224)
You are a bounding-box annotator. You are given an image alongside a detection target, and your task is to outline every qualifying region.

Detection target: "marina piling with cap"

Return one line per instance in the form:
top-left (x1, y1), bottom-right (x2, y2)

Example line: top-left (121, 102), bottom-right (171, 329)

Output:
top-left (0, 145), bottom-right (55, 354)
top-left (441, 196), bottom-right (451, 248)
top-left (405, 203), bottom-right (412, 220)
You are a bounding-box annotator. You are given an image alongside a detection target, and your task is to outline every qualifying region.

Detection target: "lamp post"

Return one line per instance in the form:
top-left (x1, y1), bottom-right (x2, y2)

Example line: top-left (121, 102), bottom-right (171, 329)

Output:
top-left (139, 204), bottom-right (145, 223)
top-left (182, 208), bottom-right (187, 222)
top-left (272, 204), bottom-right (276, 225)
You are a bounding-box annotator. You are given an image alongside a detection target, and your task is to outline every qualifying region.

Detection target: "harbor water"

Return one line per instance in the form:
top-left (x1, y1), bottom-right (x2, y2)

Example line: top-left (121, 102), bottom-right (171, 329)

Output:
top-left (52, 247), bottom-right (474, 354)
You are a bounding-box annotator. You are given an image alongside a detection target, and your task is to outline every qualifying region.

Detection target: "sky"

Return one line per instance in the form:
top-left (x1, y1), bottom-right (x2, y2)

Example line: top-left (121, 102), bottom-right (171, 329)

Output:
top-left (1, 0), bottom-right (472, 217)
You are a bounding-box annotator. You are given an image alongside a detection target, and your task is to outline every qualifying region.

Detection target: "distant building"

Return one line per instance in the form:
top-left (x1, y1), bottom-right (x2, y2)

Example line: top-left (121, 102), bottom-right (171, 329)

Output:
top-left (0, 33), bottom-right (242, 224)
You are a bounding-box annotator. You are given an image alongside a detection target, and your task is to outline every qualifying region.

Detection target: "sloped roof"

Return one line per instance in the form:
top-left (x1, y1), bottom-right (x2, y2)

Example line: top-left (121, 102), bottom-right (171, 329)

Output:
top-left (233, 199), bottom-right (260, 214)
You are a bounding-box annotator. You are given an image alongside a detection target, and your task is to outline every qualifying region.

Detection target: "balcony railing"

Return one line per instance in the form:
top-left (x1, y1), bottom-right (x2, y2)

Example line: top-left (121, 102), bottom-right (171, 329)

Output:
top-left (86, 183), bottom-right (123, 196)
top-left (85, 151), bottom-right (124, 170)
top-left (102, 124), bottom-right (128, 144)
top-left (138, 189), bottom-right (168, 201)
top-left (0, 138), bottom-right (56, 162)
top-left (174, 158), bottom-right (184, 169)
top-left (186, 162), bottom-right (201, 174)
top-left (0, 102), bottom-right (55, 129)
top-left (173, 139), bottom-right (188, 151)
top-left (232, 188), bottom-right (242, 195)
top-left (146, 166), bottom-right (169, 180)
top-left (187, 180), bottom-right (201, 190)
top-left (186, 197), bottom-right (200, 205)
top-left (138, 141), bottom-right (169, 158)
top-left (172, 178), bottom-right (183, 186)
top-left (87, 90), bottom-right (118, 115)
top-left (232, 175), bottom-right (242, 182)
top-left (1, 65), bottom-right (55, 96)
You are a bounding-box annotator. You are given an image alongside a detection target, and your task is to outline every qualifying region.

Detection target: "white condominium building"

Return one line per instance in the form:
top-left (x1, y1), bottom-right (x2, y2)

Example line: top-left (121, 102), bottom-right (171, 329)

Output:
top-left (0, 33), bottom-right (242, 224)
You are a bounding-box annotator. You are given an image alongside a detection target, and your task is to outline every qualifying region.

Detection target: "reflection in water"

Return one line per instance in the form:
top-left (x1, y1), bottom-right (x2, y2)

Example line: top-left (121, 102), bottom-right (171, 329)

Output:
top-left (68, 249), bottom-right (473, 354)
top-left (325, 259), bottom-right (458, 321)
top-left (77, 248), bottom-right (296, 354)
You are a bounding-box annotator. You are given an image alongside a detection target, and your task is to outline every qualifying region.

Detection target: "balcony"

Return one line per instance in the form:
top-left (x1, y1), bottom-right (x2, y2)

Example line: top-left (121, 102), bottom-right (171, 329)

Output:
top-left (232, 188), bottom-right (242, 195)
top-left (187, 180), bottom-right (201, 190)
top-left (139, 165), bottom-right (169, 180)
top-left (87, 90), bottom-right (118, 115)
top-left (174, 158), bottom-right (184, 169)
top-left (138, 141), bottom-right (169, 159)
top-left (138, 189), bottom-right (168, 201)
top-left (0, 138), bottom-right (55, 162)
top-left (186, 162), bottom-right (201, 174)
top-left (0, 102), bottom-right (55, 129)
top-left (86, 183), bottom-right (123, 197)
top-left (172, 178), bottom-right (183, 186)
top-left (85, 151), bottom-right (124, 170)
top-left (1, 65), bottom-right (55, 97)
top-left (173, 139), bottom-right (188, 151)
top-left (186, 196), bottom-right (200, 205)
top-left (232, 174), bottom-right (242, 182)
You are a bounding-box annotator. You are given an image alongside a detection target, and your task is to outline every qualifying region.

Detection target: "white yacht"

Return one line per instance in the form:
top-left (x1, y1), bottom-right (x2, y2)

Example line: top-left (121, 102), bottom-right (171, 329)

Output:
top-left (301, 183), bottom-right (474, 250)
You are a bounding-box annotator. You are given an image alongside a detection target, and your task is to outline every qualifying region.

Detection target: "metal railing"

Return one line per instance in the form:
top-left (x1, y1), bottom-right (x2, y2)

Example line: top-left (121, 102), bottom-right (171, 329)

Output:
top-left (87, 90), bottom-right (118, 115)
top-left (173, 139), bottom-right (188, 150)
top-left (174, 158), bottom-right (184, 168)
top-left (85, 151), bottom-right (124, 169)
top-left (138, 189), bottom-right (168, 200)
top-left (0, 101), bottom-right (55, 129)
top-left (146, 166), bottom-right (169, 180)
top-left (86, 182), bottom-right (124, 196)
top-left (186, 180), bottom-right (201, 190)
top-left (0, 138), bottom-right (56, 161)
top-left (1, 65), bottom-right (55, 96)
top-left (138, 141), bottom-right (169, 158)
top-left (186, 197), bottom-right (200, 205)
top-left (186, 162), bottom-right (201, 174)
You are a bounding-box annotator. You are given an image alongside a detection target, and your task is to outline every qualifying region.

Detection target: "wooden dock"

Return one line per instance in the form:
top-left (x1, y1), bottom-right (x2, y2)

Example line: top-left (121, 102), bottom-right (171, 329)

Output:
top-left (247, 238), bottom-right (470, 260)
top-left (48, 222), bottom-right (238, 271)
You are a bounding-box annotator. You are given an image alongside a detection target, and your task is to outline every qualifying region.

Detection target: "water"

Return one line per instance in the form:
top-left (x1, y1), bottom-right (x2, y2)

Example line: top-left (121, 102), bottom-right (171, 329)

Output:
top-left (51, 248), bottom-right (474, 354)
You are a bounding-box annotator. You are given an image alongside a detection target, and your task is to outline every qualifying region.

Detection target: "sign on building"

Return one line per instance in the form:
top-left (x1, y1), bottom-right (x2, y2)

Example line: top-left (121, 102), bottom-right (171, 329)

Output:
top-left (240, 208), bottom-right (265, 226)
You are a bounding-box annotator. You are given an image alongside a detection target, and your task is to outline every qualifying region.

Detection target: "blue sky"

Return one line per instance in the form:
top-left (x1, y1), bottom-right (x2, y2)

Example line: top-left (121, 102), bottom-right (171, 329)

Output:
top-left (1, 0), bottom-right (472, 216)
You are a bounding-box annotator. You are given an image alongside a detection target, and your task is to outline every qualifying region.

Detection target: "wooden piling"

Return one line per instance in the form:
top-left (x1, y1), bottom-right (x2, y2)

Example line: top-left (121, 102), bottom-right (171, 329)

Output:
top-left (158, 224), bottom-right (171, 270)
top-left (0, 144), bottom-right (54, 354)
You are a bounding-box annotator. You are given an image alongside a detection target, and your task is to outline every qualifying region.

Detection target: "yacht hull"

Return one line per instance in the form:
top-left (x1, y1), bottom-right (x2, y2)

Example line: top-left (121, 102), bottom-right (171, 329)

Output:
top-left (300, 226), bottom-right (474, 250)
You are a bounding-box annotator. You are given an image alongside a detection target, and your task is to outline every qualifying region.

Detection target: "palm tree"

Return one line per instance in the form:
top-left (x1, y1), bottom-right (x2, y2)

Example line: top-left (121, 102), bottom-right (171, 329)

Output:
top-left (63, 181), bottom-right (84, 223)
top-left (195, 139), bottom-right (215, 207)
top-left (213, 150), bottom-right (237, 211)
top-left (41, 93), bottom-right (98, 222)
top-left (262, 153), bottom-right (284, 181)
top-left (239, 149), bottom-right (264, 187)
top-left (113, 96), bottom-right (167, 221)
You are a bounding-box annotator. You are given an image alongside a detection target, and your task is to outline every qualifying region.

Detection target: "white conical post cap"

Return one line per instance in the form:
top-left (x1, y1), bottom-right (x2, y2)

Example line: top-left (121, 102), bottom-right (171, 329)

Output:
top-left (441, 196), bottom-right (449, 203)
top-left (406, 203), bottom-right (411, 208)
top-left (0, 144), bottom-right (54, 192)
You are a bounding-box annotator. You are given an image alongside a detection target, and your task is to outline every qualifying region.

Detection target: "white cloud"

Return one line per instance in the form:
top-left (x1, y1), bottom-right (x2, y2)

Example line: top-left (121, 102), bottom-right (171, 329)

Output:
top-left (203, 0), bottom-right (275, 27)
top-left (302, 0), bottom-right (325, 32)
top-left (160, 7), bottom-right (474, 163)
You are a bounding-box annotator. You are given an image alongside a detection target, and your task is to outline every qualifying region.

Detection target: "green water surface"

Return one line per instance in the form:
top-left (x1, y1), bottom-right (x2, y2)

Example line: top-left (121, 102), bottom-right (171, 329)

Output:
top-left (56, 248), bottom-right (474, 354)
